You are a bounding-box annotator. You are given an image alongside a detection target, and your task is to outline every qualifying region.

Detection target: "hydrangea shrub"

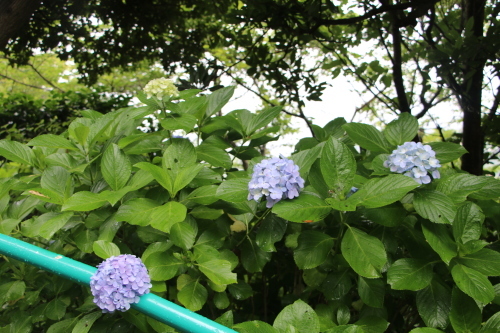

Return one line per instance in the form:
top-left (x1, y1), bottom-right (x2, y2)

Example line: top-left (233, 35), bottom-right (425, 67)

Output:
top-left (0, 85), bottom-right (499, 333)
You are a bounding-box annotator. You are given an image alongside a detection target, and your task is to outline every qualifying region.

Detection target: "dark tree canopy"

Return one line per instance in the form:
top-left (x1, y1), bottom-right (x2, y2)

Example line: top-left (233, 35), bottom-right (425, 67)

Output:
top-left (1, 0), bottom-right (499, 175)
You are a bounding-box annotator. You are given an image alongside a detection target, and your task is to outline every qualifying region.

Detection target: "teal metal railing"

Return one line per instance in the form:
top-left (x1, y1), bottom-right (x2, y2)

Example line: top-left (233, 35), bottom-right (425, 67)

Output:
top-left (0, 233), bottom-right (237, 333)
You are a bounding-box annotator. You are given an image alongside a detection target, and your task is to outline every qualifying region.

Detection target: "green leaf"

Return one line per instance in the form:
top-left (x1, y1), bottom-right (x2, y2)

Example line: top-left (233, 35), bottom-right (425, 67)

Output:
top-left (62, 191), bottom-right (108, 212)
top-left (45, 298), bottom-right (67, 320)
top-left (172, 164), bottom-right (204, 195)
top-left (170, 221), bottom-right (196, 250)
top-left (355, 316), bottom-right (389, 333)
top-left (362, 203), bottom-right (406, 227)
top-left (38, 212), bottom-right (73, 239)
top-left (240, 238), bottom-right (272, 273)
top-left (115, 198), bottom-right (159, 226)
top-left (27, 134), bottom-right (78, 151)
top-left (341, 226), bottom-right (387, 278)
top-left (409, 329), bottom-right (444, 333)
top-left (135, 162), bottom-right (174, 194)
top-left (416, 279), bottom-right (451, 329)
top-left (453, 202), bottom-right (484, 243)
top-left (177, 279), bottom-right (207, 311)
top-left (184, 185), bottom-right (219, 205)
top-left (345, 174), bottom-right (419, 209)
top-left (198, 259), bottom-right (237, 285)
top-left (387, 258), bottom-right (433, 291)
top-left (342, 123), bottom-right (391, 152)
top-left (436, 174), bottom-right (489, 203)
top-left (233, 321), bottom-right (278, 333)
top-left (421, 222), bottom-right (457, 264)
top-left (72, 312), bottom-right (102, 333)
top-left (213, 292), bottom-right (230, 309)
top-left (469, 177), bottom-right (500, 200)
top-left (190, 206), bottom-right (223, 220)
top-left (206, 86), bottom-right (236, 117)
top-left (163, 139), bottom-right (197, 174)
top-left (272, 194), bottom-right (331, 223)
top-left (457, 249), bottom-right (500, 276)
top-left (480, 312), bottom-right (500, 333)
top-left (0, 281), bottom-right (25, 304)
top-left (427, 142), bottom-right (467, 164)
top-left (320, 137), bottom-right (356, 196)
top-left (451, 264), bottom-right (494, 303)
top-left (449, 287), bottom-right (481, 333)
top-left (150, 201), bottom-right (187, 233)
top-left (41, 166), bottom-right (72, 199)
top-left (273, 299), bottom-right (320, 333)
top-left (294, 231), bottom-right (334, 269)
top-left (383, 113), bottom-right (419, 145)
top-left (256, 215), bottom-right (288, 252)
top-left (160, 113), bottom-right (197, 131)
top-left (101, 143), bottom-right (131, 191)
top-left (321, 270), bottom-right (352, 300)
top-left (290, 145), bottom-right (322, 178)
top-left (216, 178), bottom-right (250, 203)
top-left (144, 251), bottom-right (184, 281)
top-left (228, 282), bottom-right (253, 300)
top-left (358, 277), bottom-right (385, 308)
top-left (0, 140), bottom-right (35, 166)
top-left (247, 106), bottom-right (282, 134)
top-left (196, 144), bottom-right (232, 169)
top-left (414, 190), bottom-right (456, 224)
top-left (93, 240), bottom-right (120, 259)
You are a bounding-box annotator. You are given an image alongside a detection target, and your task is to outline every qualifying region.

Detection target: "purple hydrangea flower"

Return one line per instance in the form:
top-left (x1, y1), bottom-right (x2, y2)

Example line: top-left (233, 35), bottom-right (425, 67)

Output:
top-left (383, 142), bottom-right (441, 184)
top-left (90, 254), bottom-right (152, 313)
top-left (248, 155), bottom-right (305, 208)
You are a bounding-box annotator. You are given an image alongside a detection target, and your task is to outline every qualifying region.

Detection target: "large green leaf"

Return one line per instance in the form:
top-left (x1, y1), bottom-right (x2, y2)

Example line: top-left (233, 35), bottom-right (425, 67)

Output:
top-left (413, 190), bottom-right (456, 224)
top-left (416, 278), bottom-right (451, 330)
top-left (233, 321), bottom-right (278, 333)
top-left (453, 202), bottom-right (484, 244)
top-left (197, 259), bottom-right (237, 285)
top-left (38, 212), bottom-right (73, 239)
top-left (358, 277), bottom-right (385, 308)
top-left (421, 222), bottom-right (457, 264)
top-left (468, 176), bottom-right (500, 200)
top-left (387, 258), bottom-right (433, 291)
top-left (247, 106), bottom-right (282, 134)
top-left (456, 249), bottom-right (500, 276)
top-left (0, 281), bottom-right (25, 304)
top-left (321, 270), bottom-right (352, 300)
top-left (320, 137), bottom-right (356, 197)
top-left (294, 230), bottom-right (334, 269)
top-left (101, 143), bottom-right (131, 191)
top-left (150, 201), bottom-right (187, 232)
top-left (41, 166), bottom-right (72, 200)
top-left (240, 238), bottom-right (272, 273)
top-left (256, 215), bottom-right (288, 252)
top-left (436, 174), bottom-right (489, 203)
top-left (427, 142), bottom-right (467, 164)
top-left (451, 264), bottom-right (494, 303)
top-left (135, 162), bottom-right (174, 194)
top-left (177, 279), bottom-right (208, 311)
top-left (92, 240), bottom-right (120, 259)
top-left (216, 178), bottom-right (250, 203)
top-left (72, 312), bottom-right (102, 333)
top-left (341, 226), bottom-right (387, 278)
top-left (163, 139), bottom-right (197, 174)
top-left (272, 194), bottom-right (331, 223)
top-left (342, 123), bottom-right (391, 152)
top-left (383, 112), bottom-right (419, 145)
top-left (0, 140), bottom-right (36, 166)
top-left (273, 299), bottom-right (320, 333)
top-left (409, 329), bottom-right (444, 333)
top-left (170, 221), bottom-right (196, 250)
top-left (62, 191), bottom-right (108, 212)
top-left (480, 312), bottom-right (500, 333)
top-left (27, 134), bottom-right (78, 151)
top-left (449, 287), bottom-right (481, 333)
top-left (144, 251), bottom-right (184, 281)
top-left (196, 144), bottom-right (232, 169)
top-left (345, 174), bottom-right (419, 209)
top-left (172, 164), bottom-right (204, 195)
top-left (205, 86), bottom-right (235, 117)
top-left (115, 198), bottom-right (159, 226)
top-left (160, 113), bottom-right (197, 132)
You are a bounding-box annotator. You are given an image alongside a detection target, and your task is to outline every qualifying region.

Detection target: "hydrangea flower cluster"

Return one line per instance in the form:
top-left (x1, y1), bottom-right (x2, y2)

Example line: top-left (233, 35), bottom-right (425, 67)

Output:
top-left (248, 155), bottom-right (305, 208)
top-left (143, 78), bottom-right (179, 100)
top-left (90, 254), bottom-right (152, 313)
top-left (384, 142), bottom-right (441, 184)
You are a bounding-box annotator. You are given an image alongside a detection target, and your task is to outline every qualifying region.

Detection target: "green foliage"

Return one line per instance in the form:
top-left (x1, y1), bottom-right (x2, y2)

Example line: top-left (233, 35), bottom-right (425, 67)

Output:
top-left (0, 86), bottom-right (499, 333)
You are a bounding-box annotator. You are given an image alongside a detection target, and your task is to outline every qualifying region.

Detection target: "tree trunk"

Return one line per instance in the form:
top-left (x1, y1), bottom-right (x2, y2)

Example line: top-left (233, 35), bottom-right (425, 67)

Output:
top-left (0, 0), bottom-right (41, 50)
top-left (460, 0), bottom-right (486, 175)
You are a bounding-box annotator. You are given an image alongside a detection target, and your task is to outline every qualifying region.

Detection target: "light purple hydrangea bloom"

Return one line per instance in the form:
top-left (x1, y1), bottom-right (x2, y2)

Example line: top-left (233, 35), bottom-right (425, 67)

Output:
top-left (384, 142), bottom-right (441, 184)
top-left (248, 155), bottom-right (305, 208)
top-left (90, 254), bottom-right (152, 313)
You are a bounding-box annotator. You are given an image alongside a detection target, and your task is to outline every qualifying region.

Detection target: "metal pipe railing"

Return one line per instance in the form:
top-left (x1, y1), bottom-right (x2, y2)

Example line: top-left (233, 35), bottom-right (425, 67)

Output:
top-left (0, 233), bottom-right (237, 333)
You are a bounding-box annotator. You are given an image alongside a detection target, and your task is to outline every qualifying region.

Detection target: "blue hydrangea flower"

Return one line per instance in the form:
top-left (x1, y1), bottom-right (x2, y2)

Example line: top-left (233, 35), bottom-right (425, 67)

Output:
top-left (384, 142), bottom-right (441, 184)
top-left (248, 155), bottom-right (305, 208)
top-left (90, 254), bottom-right (152, 313)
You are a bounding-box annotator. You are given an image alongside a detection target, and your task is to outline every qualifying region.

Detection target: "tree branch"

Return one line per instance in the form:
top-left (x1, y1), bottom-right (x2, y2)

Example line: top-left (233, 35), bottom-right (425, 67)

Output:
top-left (0, 72), bottom-right (50, 90)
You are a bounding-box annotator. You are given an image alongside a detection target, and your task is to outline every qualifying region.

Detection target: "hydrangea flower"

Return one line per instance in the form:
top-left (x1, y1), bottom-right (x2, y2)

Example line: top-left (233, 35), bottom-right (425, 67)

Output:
top-left (384, 142), bottom-right (441, 184)
top-left (143, 78), bottom-right (179, 100)
top-left (90, 254), bottom-right (152, 313)
top-left (248, 155), bottom-right (305, 208)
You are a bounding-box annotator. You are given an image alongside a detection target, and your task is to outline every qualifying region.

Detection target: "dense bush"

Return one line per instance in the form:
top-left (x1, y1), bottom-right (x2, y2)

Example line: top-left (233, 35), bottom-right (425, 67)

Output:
top-left (0, 84), bottom-right (499, 333)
